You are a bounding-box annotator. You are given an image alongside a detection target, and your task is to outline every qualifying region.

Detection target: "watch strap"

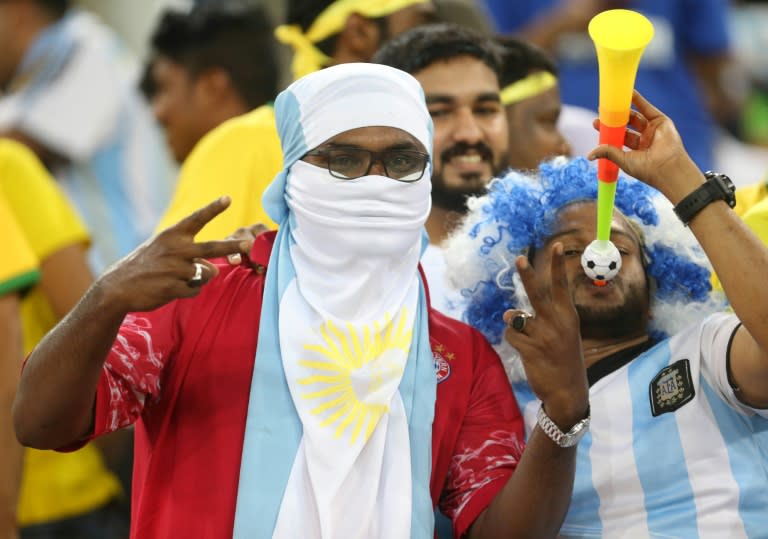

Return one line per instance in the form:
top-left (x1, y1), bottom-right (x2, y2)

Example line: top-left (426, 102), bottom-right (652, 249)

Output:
top-left (673, 171), bottom-right (736, 226)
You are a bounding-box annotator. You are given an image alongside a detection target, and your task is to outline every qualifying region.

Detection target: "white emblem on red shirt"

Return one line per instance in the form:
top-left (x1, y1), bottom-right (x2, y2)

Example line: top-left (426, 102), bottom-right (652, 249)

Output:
top-left (433, 343), bottom-right (452, 383)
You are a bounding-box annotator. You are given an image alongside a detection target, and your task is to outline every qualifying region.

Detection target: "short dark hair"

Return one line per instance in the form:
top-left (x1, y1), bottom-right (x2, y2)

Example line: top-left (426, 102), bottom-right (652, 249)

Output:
top-left (286, 0), bottom-right (334, 32)
top-left (372, 23), bottom-right (502, 78)
top-left (35, 0), bottom-right (69, 18)
top-left (496, 36), bottom-right (557, 87)
top-left (285, 0), bottom-right (339, 57)
top-left (147, 1), bottom-right (278, 109)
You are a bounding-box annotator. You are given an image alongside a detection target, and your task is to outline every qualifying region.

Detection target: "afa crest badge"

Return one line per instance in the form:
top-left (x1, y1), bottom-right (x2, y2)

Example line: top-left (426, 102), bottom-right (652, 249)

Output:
top-left (649, 359), bottom-right (695, 417)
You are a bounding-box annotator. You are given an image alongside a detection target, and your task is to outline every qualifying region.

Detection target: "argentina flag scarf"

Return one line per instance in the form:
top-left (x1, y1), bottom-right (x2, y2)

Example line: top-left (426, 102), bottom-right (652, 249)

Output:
top-left (233, 63), bottom-right (437, 538)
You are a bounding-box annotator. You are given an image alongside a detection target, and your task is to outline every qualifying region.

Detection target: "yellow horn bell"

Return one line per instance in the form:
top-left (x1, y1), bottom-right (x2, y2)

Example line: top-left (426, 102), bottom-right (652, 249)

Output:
top-left (589, 9), bottom-right (654, 128)
top-left (589, 9), bottom-right (653, 190)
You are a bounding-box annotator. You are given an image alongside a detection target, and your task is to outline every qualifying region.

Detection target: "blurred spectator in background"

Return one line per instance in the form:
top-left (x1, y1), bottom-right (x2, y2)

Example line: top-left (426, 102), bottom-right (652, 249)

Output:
top-left (0, 194), bottom-right (37, 539)
top-left (373, 23), bottom-right (509, 319)
top-left (0, 139), bottom-right (127, 539)
top-left (497, 36), bottom-right (572, 170)
top-left (142, 1), bottom-right (278, 164)
top-left (374, 23), bottom-right (508, 245)
top-left (0, 0), bottom-right (175, 273)
top-left (729, 0), bottom-right (768, 148)
top-left (480, 0), bottom-right (743, 173)
top-left (714, 0), bottom-right (768, 186)
top-left (156, 0), bottom-right (438, 241)
top-left (275, 0), bottom-right (438, 81)
top-left (432, 0), bottom-right (492, 33)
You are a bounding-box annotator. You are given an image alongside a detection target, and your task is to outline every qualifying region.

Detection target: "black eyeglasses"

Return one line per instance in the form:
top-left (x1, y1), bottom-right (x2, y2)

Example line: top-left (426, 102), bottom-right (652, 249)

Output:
top-left (303, 147), bottom-right (430, 182)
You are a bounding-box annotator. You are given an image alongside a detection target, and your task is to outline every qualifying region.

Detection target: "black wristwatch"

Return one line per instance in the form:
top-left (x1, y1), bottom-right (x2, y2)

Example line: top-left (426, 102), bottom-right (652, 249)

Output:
top-left (673, 171), bottom-right (736, 226)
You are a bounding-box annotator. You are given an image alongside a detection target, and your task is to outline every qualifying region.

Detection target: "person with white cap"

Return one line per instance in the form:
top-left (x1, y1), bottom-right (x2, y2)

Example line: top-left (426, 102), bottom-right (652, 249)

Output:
top-left (13, 64), bottom-right (588, 539)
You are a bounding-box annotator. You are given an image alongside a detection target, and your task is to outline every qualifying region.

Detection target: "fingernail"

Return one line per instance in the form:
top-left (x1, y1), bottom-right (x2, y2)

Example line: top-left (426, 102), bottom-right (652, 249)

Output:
top-left (229, 253), bottom-right (242, 265)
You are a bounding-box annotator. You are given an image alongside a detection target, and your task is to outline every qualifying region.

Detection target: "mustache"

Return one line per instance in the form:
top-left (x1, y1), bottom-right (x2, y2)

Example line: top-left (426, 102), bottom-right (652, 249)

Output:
top-left (574, 273), bottom-right (623, 288)
top-left (439, 142), bottom-right (494, 164)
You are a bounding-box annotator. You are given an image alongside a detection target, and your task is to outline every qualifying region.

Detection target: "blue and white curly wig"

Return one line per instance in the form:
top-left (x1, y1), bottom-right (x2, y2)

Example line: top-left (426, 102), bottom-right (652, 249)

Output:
top-left (443, 157), bottom-right (727, 381)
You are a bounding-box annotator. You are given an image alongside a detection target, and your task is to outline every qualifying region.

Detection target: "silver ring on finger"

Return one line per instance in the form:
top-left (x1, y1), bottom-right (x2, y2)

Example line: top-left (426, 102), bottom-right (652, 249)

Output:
top-left (509, 310), bottom-right (534, 333)
top-left (187, 262), bottom-right (204, 288)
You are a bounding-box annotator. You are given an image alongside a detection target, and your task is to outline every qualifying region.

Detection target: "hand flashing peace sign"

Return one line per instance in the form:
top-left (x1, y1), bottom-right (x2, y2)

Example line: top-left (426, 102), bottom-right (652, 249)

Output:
top-left (98, 197), bottom-right (250, 313)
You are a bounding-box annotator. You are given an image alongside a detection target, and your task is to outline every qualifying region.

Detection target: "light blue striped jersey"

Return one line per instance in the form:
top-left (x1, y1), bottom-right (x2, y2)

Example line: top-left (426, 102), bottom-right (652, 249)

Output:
top-left (513, 313), bottom-right (768, 538)
top-left (0, 10), bottom-right (175, 272)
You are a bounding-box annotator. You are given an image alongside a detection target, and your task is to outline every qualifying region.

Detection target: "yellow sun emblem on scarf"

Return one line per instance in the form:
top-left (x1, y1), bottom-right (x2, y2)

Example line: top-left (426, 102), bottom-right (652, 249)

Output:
top-left (298, 309), bottom-right (412, 446)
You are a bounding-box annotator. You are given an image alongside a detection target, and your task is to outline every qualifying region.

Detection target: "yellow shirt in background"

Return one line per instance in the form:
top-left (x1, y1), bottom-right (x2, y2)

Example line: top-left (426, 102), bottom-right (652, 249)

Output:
top-left (734, 181), bottom-right (767, 217)
top-left (156, 104), bottom-right (282, 238)
top-left (711, 179), bottom-right (768, 293)
top-left (736, 180), bottom-right (768, 246)
top-left (0, 141), bottom-right (90, 353)
top-left (0, 139), bottom-right (122, 526)
top-left (0, 194), bottom-right (39, 294)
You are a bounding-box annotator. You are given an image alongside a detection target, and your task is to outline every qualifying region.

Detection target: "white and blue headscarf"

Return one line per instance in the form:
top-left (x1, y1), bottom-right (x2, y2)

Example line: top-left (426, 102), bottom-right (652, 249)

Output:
top-left (233, 63), bottom-right (437, 538)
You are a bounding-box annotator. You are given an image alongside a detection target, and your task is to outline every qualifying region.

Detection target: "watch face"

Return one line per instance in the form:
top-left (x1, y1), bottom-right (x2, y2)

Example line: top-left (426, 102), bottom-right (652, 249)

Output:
top-left (706, 171), bottom-right (736, 207)
top-left (567, 418), bottom-right (589, 440)
top-left (720, 177), bottom-right (736, 207)
top-left (720, 175), bottom-right (735, 193)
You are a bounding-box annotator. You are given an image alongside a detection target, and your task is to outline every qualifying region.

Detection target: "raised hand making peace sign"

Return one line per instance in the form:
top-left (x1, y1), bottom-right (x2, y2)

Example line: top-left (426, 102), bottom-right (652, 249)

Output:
top-left (99, 196), bottom-right (251, 313)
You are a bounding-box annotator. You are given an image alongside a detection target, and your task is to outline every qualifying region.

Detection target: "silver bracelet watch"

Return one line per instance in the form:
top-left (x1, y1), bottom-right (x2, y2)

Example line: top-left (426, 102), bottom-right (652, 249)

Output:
top-left (536, 404), bottom-right (591, 448)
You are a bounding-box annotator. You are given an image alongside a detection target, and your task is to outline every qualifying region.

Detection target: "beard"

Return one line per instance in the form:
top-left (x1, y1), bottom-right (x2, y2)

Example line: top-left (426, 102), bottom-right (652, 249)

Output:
top-left (430, 170), bottom-right (488, 213)
top-left (575, 279), bottom-right (650, 340)
top-left (431, 142), bottom-right (508, 213)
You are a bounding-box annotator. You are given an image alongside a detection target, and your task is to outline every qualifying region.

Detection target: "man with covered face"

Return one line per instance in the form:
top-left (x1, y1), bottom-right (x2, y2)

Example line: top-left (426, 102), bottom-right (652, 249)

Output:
top-left (14, 64), bottom-right (588, 539)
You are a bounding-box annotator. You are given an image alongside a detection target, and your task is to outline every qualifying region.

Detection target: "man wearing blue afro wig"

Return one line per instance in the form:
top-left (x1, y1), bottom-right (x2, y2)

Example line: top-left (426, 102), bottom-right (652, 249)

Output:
top-left (445, 91), bottom-right (768, 537)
